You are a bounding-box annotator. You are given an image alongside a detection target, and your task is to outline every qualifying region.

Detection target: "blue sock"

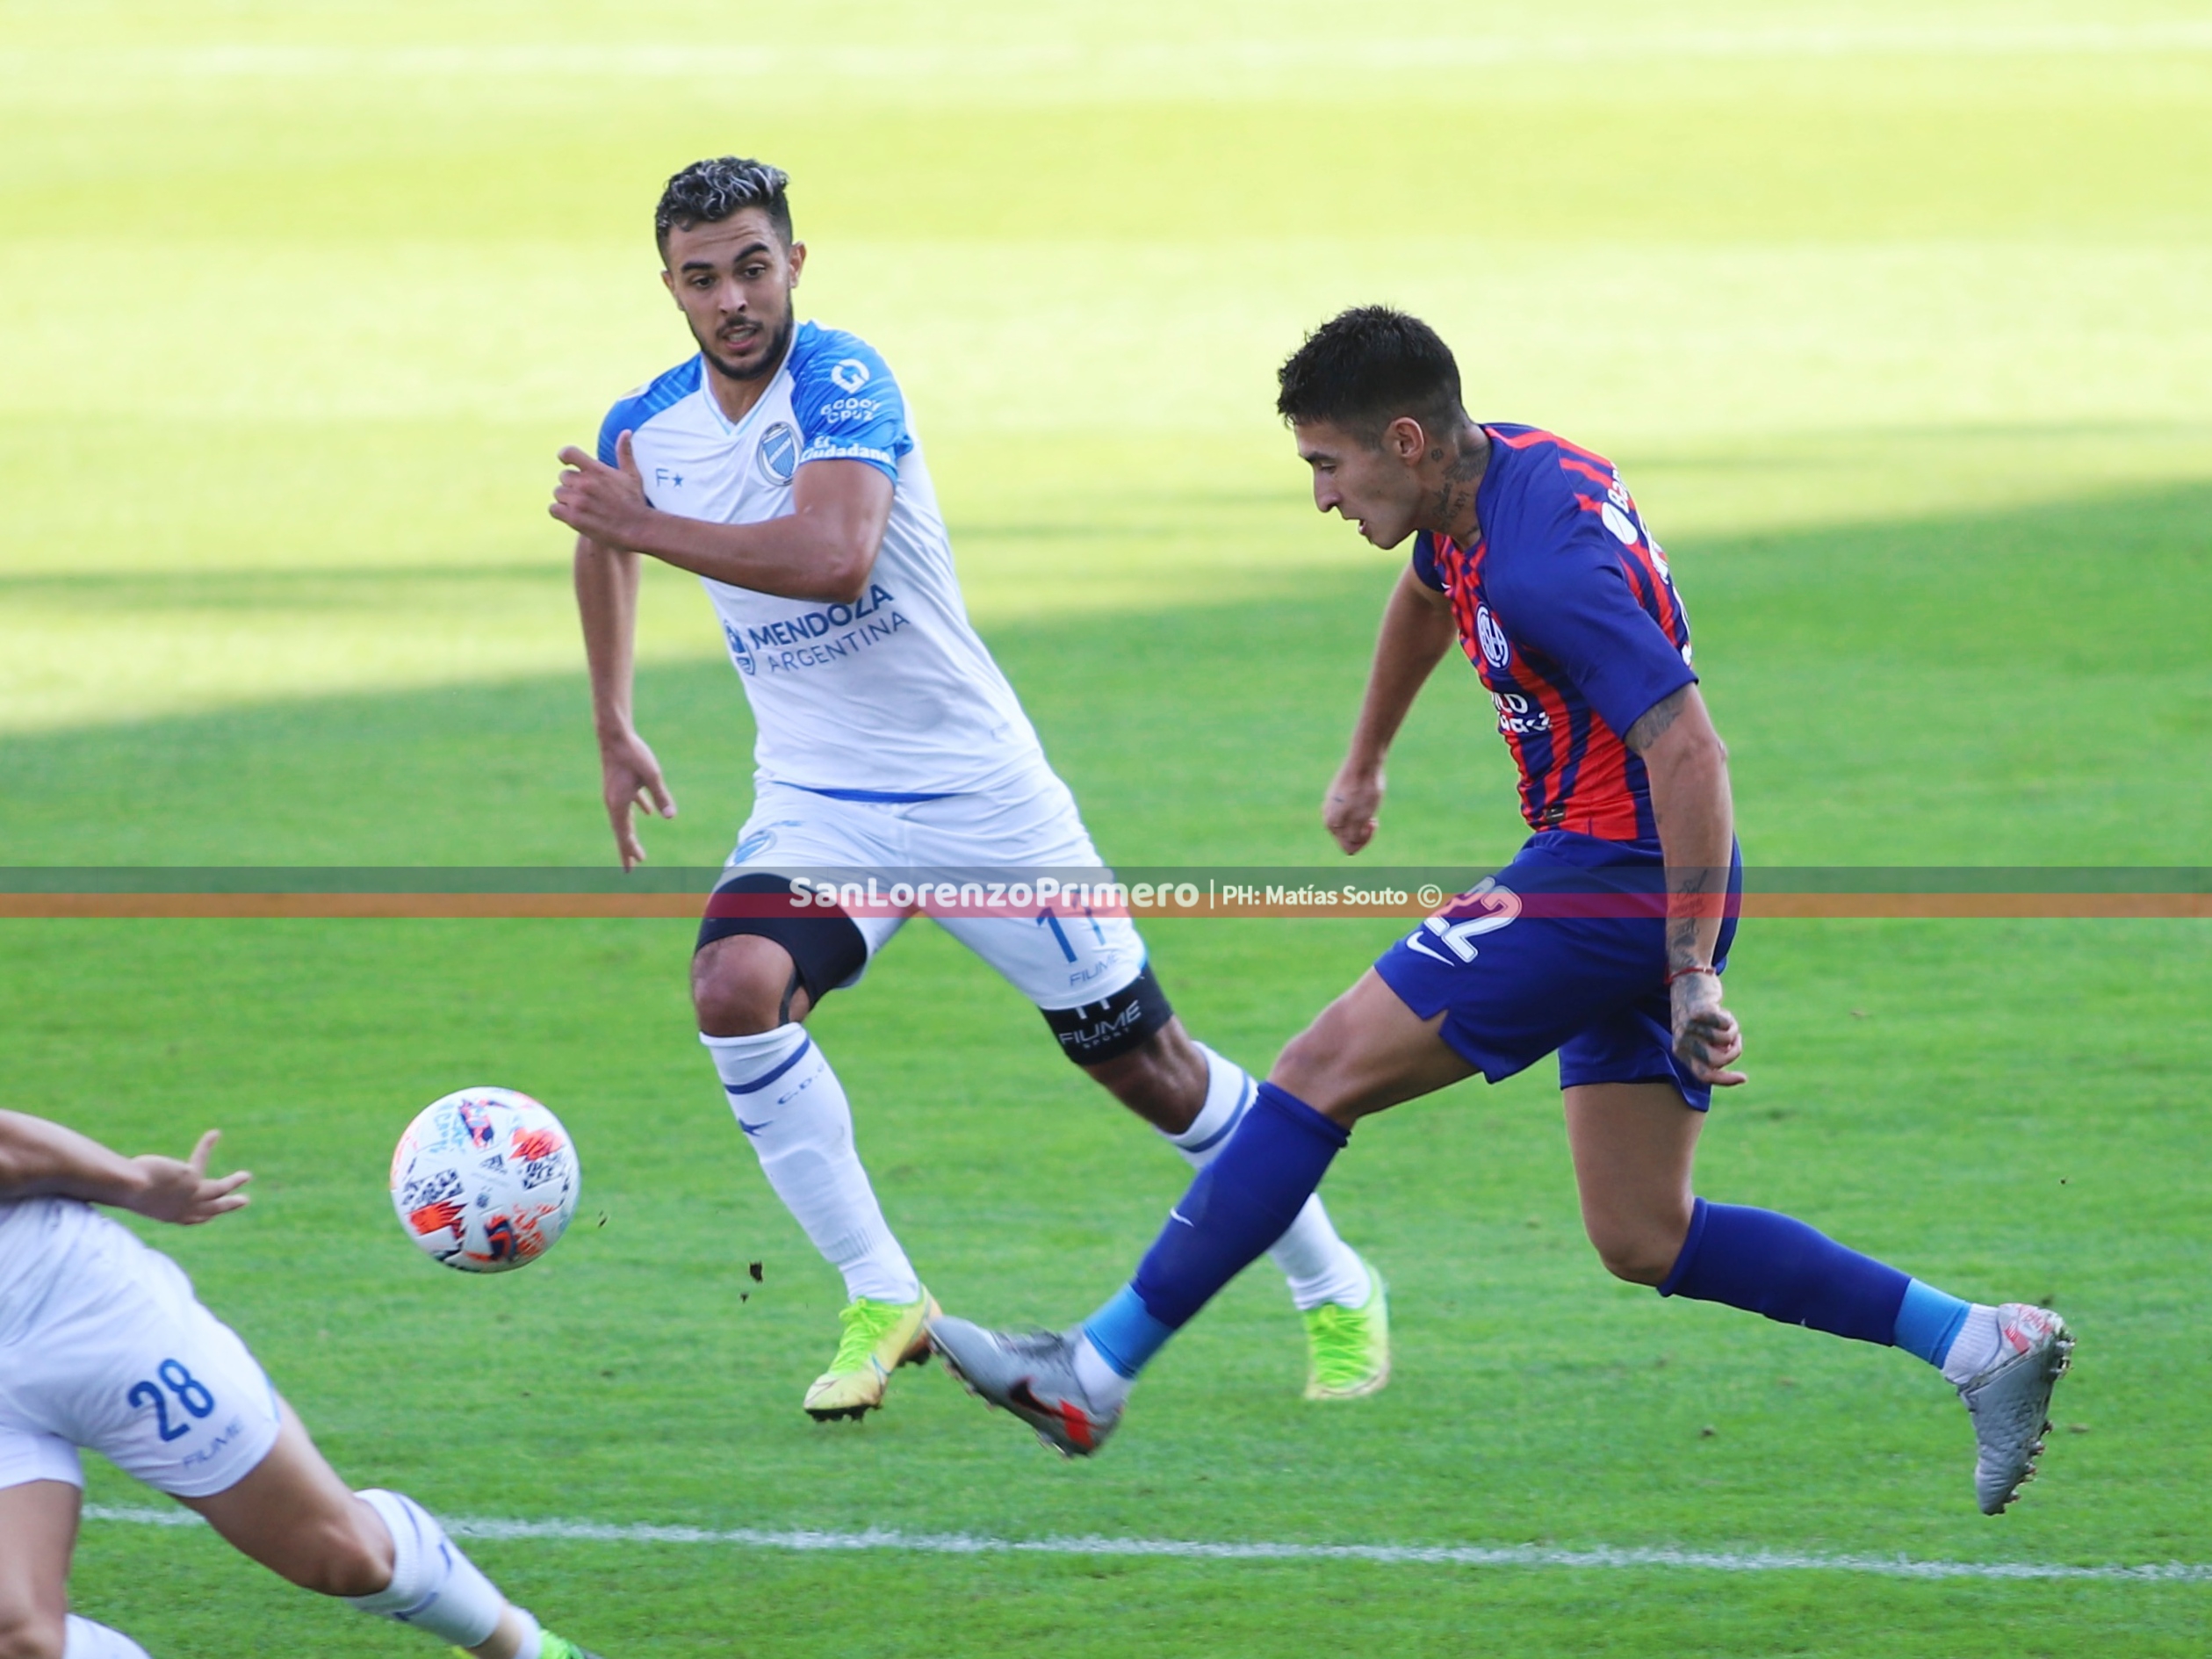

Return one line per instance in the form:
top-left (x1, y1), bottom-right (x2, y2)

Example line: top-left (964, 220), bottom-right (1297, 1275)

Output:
top-left (1658, 1199), bottom-right (1910, 1346)
top-left (1083, 1082), bottom-right (1348, 1378)
top-left (1892, 1277), bottom-right (1973, 1367)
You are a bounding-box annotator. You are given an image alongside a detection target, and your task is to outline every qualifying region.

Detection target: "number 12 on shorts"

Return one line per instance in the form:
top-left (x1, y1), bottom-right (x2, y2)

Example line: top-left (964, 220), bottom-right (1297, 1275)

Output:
top-left (126, 1359), bottom-right (218, 1442)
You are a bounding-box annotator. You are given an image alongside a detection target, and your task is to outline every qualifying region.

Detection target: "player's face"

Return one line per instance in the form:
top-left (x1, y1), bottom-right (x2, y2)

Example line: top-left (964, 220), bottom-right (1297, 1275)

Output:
top-left (1293, 419), bottom-right (1426, 548)
top-left (660, 209), bottom-right (807, 382)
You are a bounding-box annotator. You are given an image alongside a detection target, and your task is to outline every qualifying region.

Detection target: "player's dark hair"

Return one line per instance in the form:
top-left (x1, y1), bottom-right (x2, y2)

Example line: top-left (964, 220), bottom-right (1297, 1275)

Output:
top-left (655, 156), bottom-right (793, 256)
top-left (1276, 306), bottom-right (1465, 444)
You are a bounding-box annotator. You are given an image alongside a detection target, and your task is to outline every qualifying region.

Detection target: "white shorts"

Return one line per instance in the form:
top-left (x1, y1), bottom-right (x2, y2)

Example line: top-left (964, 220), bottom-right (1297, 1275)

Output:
top-left (0, 1201), bottom-right (281, 1499)
top-left (726, 766), bottom-right (1149, 1012)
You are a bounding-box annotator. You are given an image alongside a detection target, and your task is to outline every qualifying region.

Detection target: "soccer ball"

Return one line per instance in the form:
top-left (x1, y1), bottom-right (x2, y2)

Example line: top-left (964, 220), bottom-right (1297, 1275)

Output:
top-left (389, 1087), bottom-right (580, 1273)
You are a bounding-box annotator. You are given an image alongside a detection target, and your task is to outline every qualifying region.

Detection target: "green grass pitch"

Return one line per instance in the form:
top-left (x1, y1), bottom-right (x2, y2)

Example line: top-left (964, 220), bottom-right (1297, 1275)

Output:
top-left (4, 4), bottom-right (2210, 1654)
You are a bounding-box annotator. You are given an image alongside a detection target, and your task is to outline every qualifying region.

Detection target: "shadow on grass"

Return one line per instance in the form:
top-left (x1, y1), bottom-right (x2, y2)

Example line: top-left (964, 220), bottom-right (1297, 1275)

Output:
top-left (0, 480), bottom-right (2206, 868)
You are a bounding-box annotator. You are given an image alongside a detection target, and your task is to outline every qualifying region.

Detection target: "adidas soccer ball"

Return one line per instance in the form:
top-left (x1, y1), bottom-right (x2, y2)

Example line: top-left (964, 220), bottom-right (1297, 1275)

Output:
top-left (390, 1087), bottom-right (580, 1273)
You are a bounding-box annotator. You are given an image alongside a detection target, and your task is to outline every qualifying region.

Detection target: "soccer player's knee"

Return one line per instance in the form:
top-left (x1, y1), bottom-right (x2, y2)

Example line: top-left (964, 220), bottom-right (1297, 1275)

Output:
top-left (0, 1611), bottom-right (66, 1659)
top-left (1084, 1028), bottom-right (1202, 1135)
top-left (691, 940), bottom-right (792, 1035)
top-left (294, 1501), bottom-right (398, 1599)
top-left (1266, 1023), bottom-right (1342, 1112)
top-left (1584, 1220), bottom-right (1680, 1287)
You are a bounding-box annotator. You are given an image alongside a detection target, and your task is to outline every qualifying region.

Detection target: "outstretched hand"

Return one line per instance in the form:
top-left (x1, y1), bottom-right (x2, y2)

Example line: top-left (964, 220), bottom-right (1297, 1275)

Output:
top-left (1669, 975), bottom-right (1747, 1087)
top-left (129, 1129), bottom-right (252, 1226)
top-left (1323, 758), bottom-right (1385, 856)
top-left (550, 430), bottom-right (654, 551)
top-left (602, 727), bottom-right (677, 870)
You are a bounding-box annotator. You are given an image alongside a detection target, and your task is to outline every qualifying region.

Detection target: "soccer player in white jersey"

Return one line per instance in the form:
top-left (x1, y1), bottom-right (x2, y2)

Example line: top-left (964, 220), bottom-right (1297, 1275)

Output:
top-left (549, 156), bottom-right (1386, 1422)
top-left (0, 1110), bottom-right (602, 1659)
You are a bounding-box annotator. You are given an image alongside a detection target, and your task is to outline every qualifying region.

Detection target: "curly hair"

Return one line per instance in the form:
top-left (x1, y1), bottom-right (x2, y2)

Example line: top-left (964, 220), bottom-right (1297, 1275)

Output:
top-left (1275, 306), bottom-right (1464, 444)
top-left (654, 156), bottom-right (793, 256)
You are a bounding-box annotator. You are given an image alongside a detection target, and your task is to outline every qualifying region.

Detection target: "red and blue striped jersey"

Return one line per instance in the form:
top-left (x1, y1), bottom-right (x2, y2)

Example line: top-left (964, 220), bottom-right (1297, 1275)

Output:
top-left (1412, 425), bottom-right (1696, 845)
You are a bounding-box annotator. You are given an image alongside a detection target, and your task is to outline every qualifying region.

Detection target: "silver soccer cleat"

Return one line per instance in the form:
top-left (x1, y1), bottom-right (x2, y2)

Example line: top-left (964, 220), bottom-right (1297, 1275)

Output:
top-left (929, 1316), bottom-right (1123, 1458)
top-left (1958, 1302), bottom-right (2074, 1515)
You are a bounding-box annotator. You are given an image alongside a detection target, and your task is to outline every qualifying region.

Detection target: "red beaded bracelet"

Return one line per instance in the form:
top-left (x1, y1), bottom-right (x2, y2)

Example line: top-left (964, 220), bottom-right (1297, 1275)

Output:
top-left (1663, 963), bottom-right (1718, 987)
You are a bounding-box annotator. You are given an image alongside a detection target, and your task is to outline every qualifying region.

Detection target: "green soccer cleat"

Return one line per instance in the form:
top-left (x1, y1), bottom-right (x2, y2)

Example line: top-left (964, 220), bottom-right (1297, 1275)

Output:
top-left (537, 1632), bottom-right (606, 1659)
top-left (803, 1288), bottom-right (940, 1420)
top-left (1302, 1260), bottom-right (1390, 1401)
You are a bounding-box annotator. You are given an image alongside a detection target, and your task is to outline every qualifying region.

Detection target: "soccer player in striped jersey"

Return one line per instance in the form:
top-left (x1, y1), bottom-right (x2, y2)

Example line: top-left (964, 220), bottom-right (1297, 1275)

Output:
top-left (933, 307), bottom-right (2073, 1515)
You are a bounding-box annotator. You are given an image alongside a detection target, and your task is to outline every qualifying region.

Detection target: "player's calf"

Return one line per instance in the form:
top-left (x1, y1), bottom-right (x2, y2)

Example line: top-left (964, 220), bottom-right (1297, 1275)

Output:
top-left (184, 1419), bottom-right (594, 1657)
top-left (1077, 1019), bottom-right (1206, 1135)
top-left (0, 1480), bottom-right (75, 1659)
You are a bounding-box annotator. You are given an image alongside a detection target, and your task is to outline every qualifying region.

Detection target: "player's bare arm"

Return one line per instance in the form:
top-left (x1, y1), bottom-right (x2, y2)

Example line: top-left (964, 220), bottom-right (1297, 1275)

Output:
top-left (573, 532), bottom-right (676, 869)
top-left (0, 1109), bottom-right (249, 1223)
top-left (552, 441), bottom-right (894, 606)
top-left (1626, 684), bottom-right (1746, 1087)
top-left (1326, 566), bottom-right (1455, 855)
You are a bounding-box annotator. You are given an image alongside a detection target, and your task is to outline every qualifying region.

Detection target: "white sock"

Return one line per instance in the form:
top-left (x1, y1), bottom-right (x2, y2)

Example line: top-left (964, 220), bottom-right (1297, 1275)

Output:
top-left (1940, 1304), bottom-right (2004, 1388)
top-left (704, 1024), bottom-right (920, 1304)
top-left (346, 1488), bottom-right (507, 1649)
top-left (1073, 1332), bottom-right (1136, 1412)
top-left (1169, 1045), bottom-right (1373, 1312)
top-left (64, 1616), bottom-right (150, 1659)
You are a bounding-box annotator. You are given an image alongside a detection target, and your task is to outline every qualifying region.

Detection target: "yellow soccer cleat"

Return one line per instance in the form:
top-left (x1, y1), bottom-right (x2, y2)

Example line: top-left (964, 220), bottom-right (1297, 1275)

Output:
top-left (1301, 1260), bottom-right (1390, 1401)
top-left (803, 1288), bottom-right (940, 1420)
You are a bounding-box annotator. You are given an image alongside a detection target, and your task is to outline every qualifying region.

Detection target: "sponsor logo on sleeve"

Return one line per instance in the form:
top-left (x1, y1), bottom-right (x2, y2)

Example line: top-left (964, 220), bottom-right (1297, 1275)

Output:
top-left (829, 358), bottom-right (872, 393)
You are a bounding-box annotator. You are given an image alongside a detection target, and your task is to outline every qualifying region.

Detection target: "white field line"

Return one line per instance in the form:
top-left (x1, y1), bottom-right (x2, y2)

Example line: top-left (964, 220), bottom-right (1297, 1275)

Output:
top-left (81, 1505), bottom-right (2212, 1584)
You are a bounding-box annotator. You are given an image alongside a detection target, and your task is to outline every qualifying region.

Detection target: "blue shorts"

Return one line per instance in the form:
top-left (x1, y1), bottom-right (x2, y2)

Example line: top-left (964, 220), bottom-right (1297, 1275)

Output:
top-left (1373, 832), bottom-right (1742, 1111)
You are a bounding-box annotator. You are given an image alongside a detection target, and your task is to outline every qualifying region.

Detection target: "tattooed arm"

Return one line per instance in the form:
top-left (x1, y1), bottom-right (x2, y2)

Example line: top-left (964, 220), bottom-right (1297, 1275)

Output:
top-left (1625, 684), bottom-right (1747, 1086)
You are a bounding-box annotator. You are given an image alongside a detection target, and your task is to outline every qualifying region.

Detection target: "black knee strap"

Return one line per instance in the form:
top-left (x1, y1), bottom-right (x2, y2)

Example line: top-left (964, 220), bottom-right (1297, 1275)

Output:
top-left (1041, 963), bottom-right (1175, 1066)
top-left (696, 873), bottom-right (868, 1006)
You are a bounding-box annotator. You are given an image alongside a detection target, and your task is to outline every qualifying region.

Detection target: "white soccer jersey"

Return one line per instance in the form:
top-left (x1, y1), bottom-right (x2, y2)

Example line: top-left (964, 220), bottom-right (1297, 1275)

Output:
top-left (600, 321), bottom-right (1048, 799)
top-left (0, 1196), bottom-right (90, 1339)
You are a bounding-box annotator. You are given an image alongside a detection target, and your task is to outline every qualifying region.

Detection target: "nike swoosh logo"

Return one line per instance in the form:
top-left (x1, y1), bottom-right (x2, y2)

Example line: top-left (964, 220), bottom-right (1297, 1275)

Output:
top-left (1007, 1378), bottom-right (1093, 1448)
top-left (738, 1118), bottom-right (773, 1137)
top-left (1403, 934), bottom-right (1455, 965)
top-left (1169, 1208), bottom-right (1195, 1227)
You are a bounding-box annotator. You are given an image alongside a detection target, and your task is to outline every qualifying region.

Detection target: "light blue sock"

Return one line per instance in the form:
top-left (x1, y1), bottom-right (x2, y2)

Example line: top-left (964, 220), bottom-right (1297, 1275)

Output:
top-left (1083, 1285), bottom-right (1174, 1379)
top-left (1080, 1083), bottom-right (1349, 1381)
top-left (1892, 1277), bottom-right (1973, 1367)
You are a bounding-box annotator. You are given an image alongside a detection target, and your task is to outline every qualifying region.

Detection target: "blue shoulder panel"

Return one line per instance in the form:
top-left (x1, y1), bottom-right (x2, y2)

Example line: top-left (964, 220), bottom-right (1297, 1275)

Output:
top-left (598, 357), bottom-right (703, 465)
top-left (787, 322), bottom-right (911, 481)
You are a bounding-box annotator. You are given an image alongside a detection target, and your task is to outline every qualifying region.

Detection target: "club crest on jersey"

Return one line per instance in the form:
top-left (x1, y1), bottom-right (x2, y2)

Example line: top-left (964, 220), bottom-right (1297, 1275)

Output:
top-left (829, 358), bottom-right (871, 393)
top-left (1474, 604), bottom-right (1511, 669)
top-left (758, 422), bottom-right (798, 485)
